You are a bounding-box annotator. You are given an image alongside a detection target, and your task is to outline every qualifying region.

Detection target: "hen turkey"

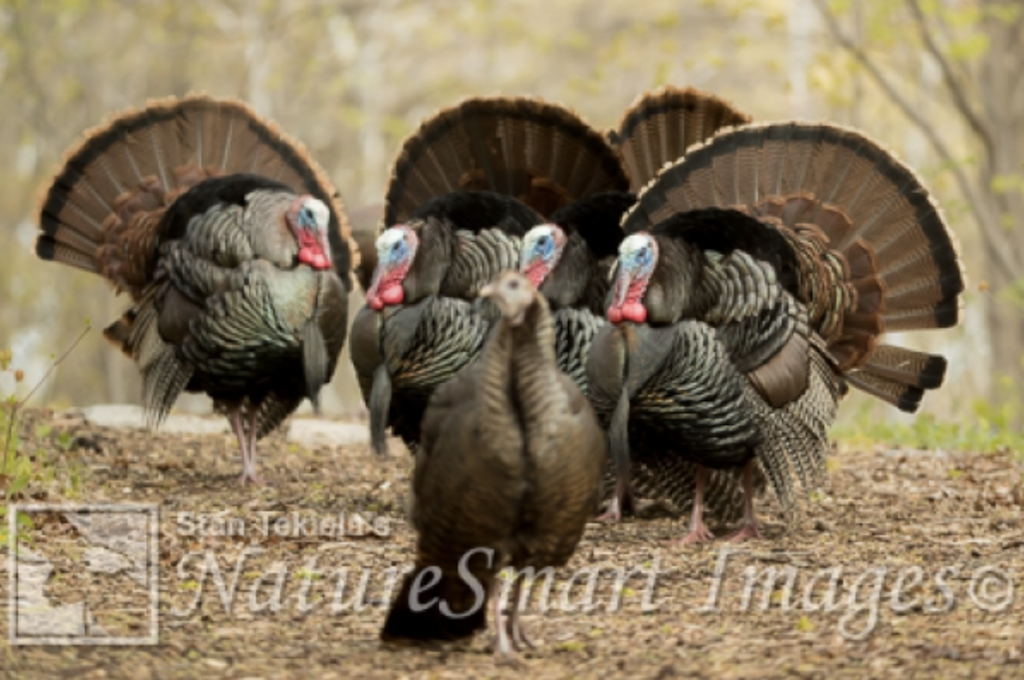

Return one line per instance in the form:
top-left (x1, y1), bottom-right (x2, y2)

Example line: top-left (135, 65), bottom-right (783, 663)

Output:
top-left (588, 121), bottom-right (964, 542)
top-left (36, 95), bottom-right (357, 484)
top-left (349, 96), bottom-right (629, 455)
top-left (380, 272), bottom-right (606, 657)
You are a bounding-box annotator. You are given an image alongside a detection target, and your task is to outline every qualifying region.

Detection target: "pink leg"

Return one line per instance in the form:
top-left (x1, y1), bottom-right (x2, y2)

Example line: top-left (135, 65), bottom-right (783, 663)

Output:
top-left (229, 409), bottom-right (254, 486)
top-left (725, 460), bottom-right (762, 542)
top-left (506, 576), bottom-right (535, 651)
top-left (491, 578), bottom-right (514, 659)
top-left (242, 408), bottom-right (265, 486)
top-left (670, 465), bottom-right (714, 545)
top-left (596, 478), bottom-right (636, 523)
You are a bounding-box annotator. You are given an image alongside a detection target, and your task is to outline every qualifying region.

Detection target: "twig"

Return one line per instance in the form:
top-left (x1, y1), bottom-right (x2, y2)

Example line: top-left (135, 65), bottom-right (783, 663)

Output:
top-left (904, 0), bottom-right (993, 161)
top-left (2, 324), bottom-right (92, 473)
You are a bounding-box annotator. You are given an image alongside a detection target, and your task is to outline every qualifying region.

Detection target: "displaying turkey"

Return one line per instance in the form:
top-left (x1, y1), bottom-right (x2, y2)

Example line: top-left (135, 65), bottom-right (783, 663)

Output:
top-left (380, 272), bottom-right (606, 657)
top-left (533, 84), bottom-right (756, 521)
top-left (36, 95), bottom-right (357, 484)
top-left (588, 121), bottom-right (964, 542)
top-left (349, 96), bottom-right (629, 456)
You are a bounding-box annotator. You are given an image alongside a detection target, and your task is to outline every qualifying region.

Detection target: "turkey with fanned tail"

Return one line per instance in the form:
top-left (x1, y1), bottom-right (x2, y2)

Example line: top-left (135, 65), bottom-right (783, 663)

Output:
top-left (588, 120), bottom-right (965, 542)
top-left (380, 272), bottom-right (606, 658)
top-left (560, 85), bottom-right (760, 522)
top-left (349, 95), bottom-right (632, 456)
top-left (35, 94), bottom-right (358, 485)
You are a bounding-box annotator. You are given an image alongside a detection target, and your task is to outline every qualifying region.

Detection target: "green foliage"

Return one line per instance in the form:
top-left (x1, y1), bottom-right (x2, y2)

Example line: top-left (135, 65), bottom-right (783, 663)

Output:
top-left (834, 399), bottom-right (1024, 455)
top-left (0, 350), bottom-right (35, 546)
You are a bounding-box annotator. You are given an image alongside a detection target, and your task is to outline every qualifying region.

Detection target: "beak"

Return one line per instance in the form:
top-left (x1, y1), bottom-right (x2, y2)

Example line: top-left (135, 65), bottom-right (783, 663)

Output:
top-left (479, 282), bottom-right (496, 298)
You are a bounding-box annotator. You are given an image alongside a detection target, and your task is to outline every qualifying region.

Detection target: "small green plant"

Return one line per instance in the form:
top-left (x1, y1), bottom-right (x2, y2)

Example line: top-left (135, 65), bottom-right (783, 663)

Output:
top-left (0, 326), bottom-right (91, 546)
top-left (834, 398), bottom-right (1024, 455)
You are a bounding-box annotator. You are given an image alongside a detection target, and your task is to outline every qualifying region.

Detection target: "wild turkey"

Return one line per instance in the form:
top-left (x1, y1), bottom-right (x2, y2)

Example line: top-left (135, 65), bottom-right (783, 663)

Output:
top-left (35, 95), bottom-right (357, 484)
top-left (349, 96), bottom-right (629, 455)
top-left (530, 84), bottom-right (756, 521)
top-left (588, 121), bottom-right (964, 542)
top-left (380, 272), bottom-right (606, 656)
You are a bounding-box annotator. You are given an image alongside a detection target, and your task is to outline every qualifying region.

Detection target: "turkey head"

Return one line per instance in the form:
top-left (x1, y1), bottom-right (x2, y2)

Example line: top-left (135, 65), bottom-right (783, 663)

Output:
top-left (286, 196), bottom-right (333, 270)
top-left (365, 225), bottom-right (422, 310)
top-left (519, 192), bottom-right (634, 311)
top-left (480, 271), bottom-right (536, 327)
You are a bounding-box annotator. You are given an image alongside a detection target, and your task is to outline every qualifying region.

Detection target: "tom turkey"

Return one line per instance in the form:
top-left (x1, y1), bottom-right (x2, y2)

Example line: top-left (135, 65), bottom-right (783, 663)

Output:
top-left (36, 95), bottom-right (357, 484)
top-left (520, 85), bottom-right (756, 520)
top-left (380, 272), bottom-right (606, 657)
top-left (588, 121), bottom-right (964, 542)
top-left (349, 96), bottom-right (629, 455)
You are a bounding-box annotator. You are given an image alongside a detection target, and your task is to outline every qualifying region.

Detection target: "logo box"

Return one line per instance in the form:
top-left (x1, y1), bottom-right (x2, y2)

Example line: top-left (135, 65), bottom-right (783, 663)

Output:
top-left (8, 503), bottom-right (159, 645)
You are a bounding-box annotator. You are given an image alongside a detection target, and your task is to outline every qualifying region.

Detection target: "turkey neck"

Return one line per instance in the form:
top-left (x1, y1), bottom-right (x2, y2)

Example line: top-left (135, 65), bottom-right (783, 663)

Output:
top-left (508, 298), bottom-right (559, 432)
top-left (646, 237), bottom-right (716, 324)
top-left (478, 314), bottom-right (520, 442)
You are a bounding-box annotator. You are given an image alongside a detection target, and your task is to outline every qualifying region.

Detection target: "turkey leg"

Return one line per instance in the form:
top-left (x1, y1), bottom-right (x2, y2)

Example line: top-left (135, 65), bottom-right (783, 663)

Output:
top-left (491, 577), bottom-right (514, 658)
top-left (725, 459), bottom-right (762, 542)
top-left (229, 409), bottom-right (253, 486)
top-left (506, 574), bottom-right (536, 651)
top-left (596, 478), bottom-right (636, 523)
top-left (671, 464), bottom-right (714, 545)
top-left (242, 408), bottom-right (265, 486)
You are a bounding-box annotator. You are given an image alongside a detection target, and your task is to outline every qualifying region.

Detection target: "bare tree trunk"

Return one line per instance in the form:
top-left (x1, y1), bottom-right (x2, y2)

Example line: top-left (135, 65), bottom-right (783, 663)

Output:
top-left (978, 3), bottom-right (1024, 408)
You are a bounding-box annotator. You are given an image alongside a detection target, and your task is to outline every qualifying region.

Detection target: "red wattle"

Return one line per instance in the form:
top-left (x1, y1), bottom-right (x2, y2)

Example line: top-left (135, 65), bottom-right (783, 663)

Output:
top-left (622, 302), bottom-right (647, 323)
top-left (299, 246), bottom-right (331, 270)
top-left (380, 285), bottom-right (404, 305)
top-left (522, 260), bottom-right (548, 288)
top-left (369, 297), bottom-right (384, 311)
top-left (607, 306), bottom-right (623, 324)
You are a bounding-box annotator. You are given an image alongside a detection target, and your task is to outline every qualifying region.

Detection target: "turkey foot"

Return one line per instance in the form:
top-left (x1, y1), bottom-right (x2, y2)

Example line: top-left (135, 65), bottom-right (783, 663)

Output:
top-left (724, 521), bottom-right (762, 542)
top-left (596, 480), bottom-right (636, 523)
top-left (668, 464), bottom-right (713, 546)
top-left (236, 470), bottom-right (266, 486)
top-left (671, 522), bottom-right (714, 545)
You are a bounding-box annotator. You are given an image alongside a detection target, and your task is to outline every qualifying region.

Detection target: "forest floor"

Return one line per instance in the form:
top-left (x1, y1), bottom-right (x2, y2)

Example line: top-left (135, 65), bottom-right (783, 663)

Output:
top-left (2, 408), bottom-right (1023, 680)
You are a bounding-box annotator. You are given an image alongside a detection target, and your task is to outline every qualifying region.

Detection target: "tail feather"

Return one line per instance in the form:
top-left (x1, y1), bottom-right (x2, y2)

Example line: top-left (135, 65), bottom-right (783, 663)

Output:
top-left (859, 344), bottom-right (947, 390)
top-left (621, 121), bottom-right (964, 409)
top-left (385, 96), bottom-right (629, 225)
top-left (37, 94), bottom-right (357, 296)
top-left (381, 566), bottom-right (489, 643)
top-left (612, 86), bottom-right (751, 192)
top-left (844, 371), bottom-right (926, 413)
top-left (35, 238), bottom-right (99, 274)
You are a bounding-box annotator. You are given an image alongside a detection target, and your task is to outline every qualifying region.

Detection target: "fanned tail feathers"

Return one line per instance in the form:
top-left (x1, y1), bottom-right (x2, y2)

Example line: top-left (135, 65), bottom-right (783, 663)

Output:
top-left (37, 93), bottom-right (357, 295)
top-left (623, 121), bottom-right (965, 412)
top-left (611, 85), bottom-right (752, 191)
top-left (384, 96), bottom-right (629, 224)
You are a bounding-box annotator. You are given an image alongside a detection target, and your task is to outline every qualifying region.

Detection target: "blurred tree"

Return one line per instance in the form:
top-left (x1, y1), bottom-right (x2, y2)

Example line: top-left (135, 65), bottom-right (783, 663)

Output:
top-left (4, 0), bottom-right (1001, 422)
top-left (810, 0), bottom-right (1024, 409)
